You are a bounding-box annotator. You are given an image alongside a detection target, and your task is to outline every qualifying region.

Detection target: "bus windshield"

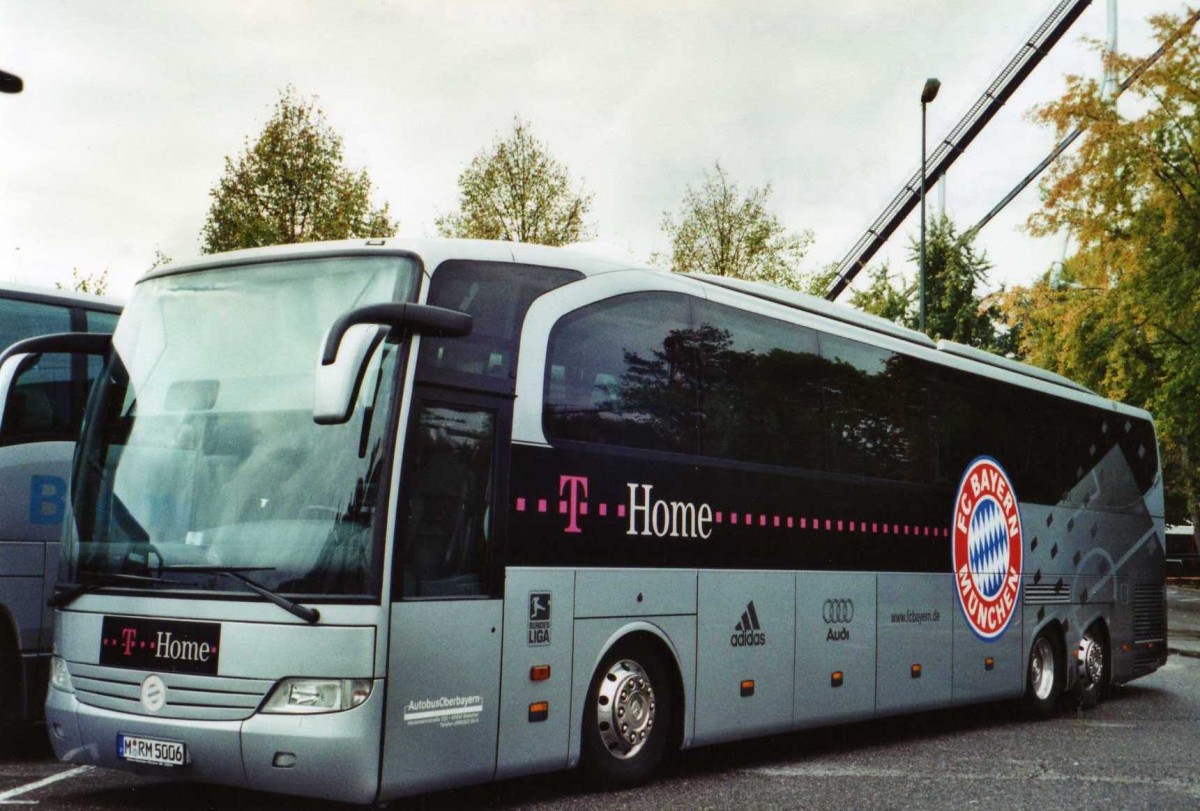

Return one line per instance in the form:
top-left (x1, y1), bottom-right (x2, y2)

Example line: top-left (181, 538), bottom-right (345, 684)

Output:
top-left (67, 254), bottom-right (418, 599)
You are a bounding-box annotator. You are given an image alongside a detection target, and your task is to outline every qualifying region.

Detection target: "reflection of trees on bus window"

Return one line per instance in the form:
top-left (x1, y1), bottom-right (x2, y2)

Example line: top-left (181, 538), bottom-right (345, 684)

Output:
top-left (543, 290), bottom-right (1160, 503)
top-left (820, 335), bottom-right (933, 484)
top-left (544, 293), bottom-right (947, 482)
top-left (544, 293), bottom-right (694, 454)
top-left (691, 302), bottom-right (824, 470)
top-left (545, 293), bottom-right (827, 469)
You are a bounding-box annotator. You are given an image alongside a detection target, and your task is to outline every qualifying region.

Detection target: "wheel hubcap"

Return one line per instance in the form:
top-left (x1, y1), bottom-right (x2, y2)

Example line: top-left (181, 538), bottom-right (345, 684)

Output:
top-left (1031, 637), bottom-right (1055, 700)
top-left (1077, 632), bottom-right (1105, 689)
top-left (596, 658), bottom-right (656, 760)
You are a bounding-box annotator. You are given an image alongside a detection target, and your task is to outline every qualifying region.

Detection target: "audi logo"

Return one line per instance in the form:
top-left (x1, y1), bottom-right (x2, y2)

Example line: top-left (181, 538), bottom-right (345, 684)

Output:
top-left (823, 598), bottom-right (854, 624)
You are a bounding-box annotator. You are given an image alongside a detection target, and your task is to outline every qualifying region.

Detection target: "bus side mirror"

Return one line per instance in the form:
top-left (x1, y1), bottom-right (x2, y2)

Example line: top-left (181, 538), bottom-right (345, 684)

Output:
top-left (314, 324), bottom-right (386, 425)
top-left (314, 303), bottom-right (472, 426)
top-left (0, 332), bottom-right (112, 438)
top-left (0, 352), bottom-right (40, 435)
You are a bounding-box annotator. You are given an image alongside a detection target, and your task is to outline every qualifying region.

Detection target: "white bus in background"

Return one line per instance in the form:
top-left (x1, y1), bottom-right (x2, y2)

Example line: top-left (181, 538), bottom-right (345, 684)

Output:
top-left (1165, 524), bottom-right (1198, 573)
top-left (8, 239), bottom-right (1166, 802)
top-left (0, 284), bottom-right (121, 732)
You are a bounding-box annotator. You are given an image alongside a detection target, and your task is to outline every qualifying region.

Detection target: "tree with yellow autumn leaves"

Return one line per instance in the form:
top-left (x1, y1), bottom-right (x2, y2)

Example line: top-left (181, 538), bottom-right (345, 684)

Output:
top-left (1003, 11), bottom-right (1200, 526)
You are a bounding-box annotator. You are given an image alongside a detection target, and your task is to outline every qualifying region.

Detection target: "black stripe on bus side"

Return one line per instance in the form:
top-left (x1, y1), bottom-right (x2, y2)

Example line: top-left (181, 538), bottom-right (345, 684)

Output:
top-left (506, 444), bottom-right (954, 574)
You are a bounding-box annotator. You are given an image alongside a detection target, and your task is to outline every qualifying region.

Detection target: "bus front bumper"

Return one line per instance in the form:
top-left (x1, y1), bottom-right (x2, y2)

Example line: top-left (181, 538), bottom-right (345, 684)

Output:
top-left (46, 682), bottom-right (384, 804)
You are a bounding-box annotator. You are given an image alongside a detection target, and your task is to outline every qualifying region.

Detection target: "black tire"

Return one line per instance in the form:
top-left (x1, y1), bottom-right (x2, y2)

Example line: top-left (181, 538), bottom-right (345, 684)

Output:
top-left (1074, 623), bottom-right (1111, 710)
top-left (1024, 628), bottom-right (1065, 718)
top-left (580, 639), bottom-right (674, 786)
top-left (0, 633), bottom-right (17, 754)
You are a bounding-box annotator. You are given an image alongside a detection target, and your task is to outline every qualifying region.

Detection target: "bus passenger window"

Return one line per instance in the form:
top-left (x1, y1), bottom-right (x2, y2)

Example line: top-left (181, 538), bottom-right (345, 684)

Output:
top-left (0, 297), bottom-right (71, 350)
top-left (418, 261), bottom-right (581, 390)
top-left (543, 292), bottom-right (698, 454)
top-left (820, 334), bottom-right (929, 483)
top-left (400, 405), bottom-right (495, 598)
top-left (693, 300), bottom-right (825, 470)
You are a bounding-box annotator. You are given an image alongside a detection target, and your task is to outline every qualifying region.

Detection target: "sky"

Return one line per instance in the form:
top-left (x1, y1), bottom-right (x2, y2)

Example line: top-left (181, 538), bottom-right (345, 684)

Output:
top-left (0, 0), bottom-right (1188, 302)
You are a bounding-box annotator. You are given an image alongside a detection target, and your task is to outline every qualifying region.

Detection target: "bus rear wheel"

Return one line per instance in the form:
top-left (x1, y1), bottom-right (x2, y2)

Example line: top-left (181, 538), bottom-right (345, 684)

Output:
top-left (1074, 624), bottom-right (1110, 709)
top-left (1024, 629), bottom-right (1064, 717)
top-left (581, 639), bottom-right (674, 785)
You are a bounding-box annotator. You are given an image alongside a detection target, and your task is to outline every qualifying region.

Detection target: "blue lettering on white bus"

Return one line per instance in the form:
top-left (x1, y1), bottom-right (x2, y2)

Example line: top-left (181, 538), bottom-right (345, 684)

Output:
top-left (29, 474), bottom-right (66, 525)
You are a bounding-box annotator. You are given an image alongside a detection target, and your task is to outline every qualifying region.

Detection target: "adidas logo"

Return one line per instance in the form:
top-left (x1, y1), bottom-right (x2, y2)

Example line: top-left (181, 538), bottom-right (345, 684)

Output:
top-left (730, 601), bottom-right (767, 647)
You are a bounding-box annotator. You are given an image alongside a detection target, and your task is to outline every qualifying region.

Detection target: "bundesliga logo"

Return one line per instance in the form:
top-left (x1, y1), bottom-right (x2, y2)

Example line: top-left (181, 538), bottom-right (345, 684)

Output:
top-left (952, 457), bottom-right (1023, 640)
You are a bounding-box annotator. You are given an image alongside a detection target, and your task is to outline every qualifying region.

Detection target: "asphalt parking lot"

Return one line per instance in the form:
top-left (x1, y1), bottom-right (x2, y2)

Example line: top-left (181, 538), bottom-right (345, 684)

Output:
top-left (4, 587), bottom-right (1198, 810)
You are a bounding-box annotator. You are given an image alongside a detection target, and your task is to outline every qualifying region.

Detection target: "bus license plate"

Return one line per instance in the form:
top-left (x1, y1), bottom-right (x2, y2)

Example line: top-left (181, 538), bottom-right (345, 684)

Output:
top-left (117, 734), bottom-right (186, 767)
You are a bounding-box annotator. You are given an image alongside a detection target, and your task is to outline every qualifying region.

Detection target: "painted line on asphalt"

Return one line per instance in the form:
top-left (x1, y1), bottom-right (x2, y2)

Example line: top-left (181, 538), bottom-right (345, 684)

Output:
top-left (750, 763), bottom-right (1200, 798)
top-left (754, 765), bottom-right (907, 779)
top-left (0, 766), bottom-right (94, 805)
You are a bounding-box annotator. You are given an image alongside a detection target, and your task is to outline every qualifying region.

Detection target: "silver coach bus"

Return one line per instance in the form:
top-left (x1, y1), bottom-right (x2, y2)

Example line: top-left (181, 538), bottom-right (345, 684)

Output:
top-left (4, 240), bottom-right (1165, 802)
top-left (0, 283), bottom-right (120, 732)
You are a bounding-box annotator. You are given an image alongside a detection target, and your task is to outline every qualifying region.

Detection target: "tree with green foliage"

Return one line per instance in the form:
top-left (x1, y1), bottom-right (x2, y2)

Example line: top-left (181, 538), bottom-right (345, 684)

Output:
top-left (847, 264), bottom-right (910, 325)
top-left (849, 215), bottom-right (1010, 353)
top-left (1000, 11), bottom-right (1200, 526)
top-left (57, 268), bottom-right (110, 296)
top-left (658, 163), bottom-right (813, 291)
top-left (437, 118), bottom-right (593, 245)
top-left (797, 264), bottom-right (842, 298)
top-left (148, 249), bottom-right (172, 272)
top-left (201, 88), bottom-right (396, 253)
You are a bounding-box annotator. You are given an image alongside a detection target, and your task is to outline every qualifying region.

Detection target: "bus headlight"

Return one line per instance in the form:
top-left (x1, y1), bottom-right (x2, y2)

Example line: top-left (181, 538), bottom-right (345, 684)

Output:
top-left (261, 678), bottom-right (372, 714)
top-left (49, 655), bottom-right (74, 694)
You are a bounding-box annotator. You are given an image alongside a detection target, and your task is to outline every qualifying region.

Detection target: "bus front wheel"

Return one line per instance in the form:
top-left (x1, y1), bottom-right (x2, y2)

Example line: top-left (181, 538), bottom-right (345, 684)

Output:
top-left (1024, 629), bottom-right (1064, 717)
top-left (581, 639), bottom-right (674, 785)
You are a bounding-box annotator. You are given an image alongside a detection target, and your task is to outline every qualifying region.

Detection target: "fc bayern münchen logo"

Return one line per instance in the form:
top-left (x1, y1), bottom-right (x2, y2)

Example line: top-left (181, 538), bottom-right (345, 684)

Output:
top-left (952, 457), bottom-right (1023, 640)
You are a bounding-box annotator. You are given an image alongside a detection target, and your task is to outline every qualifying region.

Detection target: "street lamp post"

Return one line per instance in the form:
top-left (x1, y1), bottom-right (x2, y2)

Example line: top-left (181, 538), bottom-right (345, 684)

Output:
top-left (919, 77), bottom-right (940, 334)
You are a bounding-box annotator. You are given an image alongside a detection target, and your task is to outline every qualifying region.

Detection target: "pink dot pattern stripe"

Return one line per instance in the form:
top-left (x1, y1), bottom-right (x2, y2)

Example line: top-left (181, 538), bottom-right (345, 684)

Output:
top-left (511, 494), bottom-right (950, 538)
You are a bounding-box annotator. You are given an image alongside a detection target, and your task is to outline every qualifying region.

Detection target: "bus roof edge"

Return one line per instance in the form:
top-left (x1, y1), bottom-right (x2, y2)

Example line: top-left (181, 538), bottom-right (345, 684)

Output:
top-left (935, 338), bottom-right (1095, 396)
top-left (686, 273), bottom-right (937, 350)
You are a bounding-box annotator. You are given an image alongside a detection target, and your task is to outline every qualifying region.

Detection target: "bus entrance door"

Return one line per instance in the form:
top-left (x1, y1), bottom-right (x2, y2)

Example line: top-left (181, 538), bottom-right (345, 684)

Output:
top-left (380, 394), bottom-right (505, 798)
top-left (381, 600), bottom-right (503, 797)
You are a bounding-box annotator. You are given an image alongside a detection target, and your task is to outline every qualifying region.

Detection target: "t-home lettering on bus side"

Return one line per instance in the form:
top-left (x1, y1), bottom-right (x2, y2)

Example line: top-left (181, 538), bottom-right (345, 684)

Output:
top-left (626, 483), bottom-right (713, 539)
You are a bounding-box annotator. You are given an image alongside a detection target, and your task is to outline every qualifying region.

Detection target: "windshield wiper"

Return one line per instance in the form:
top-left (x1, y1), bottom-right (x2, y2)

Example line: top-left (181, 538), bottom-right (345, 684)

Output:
top-left (157, 565), bottom-right (320, 624)
top-left (49, 571), bottom-right (176, 609)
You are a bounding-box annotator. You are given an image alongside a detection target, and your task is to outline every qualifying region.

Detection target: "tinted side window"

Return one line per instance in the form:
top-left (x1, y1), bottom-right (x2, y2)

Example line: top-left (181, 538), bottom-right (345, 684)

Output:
top-left (694, 300), bottom-right (825, 470)
top-left (546, 294), bottom-right (833, 470)
top-left (0, 297), bottom-right (71, 348)
top-left (418, 261), bottom-right (581, 392)
top-left (85, 310), bottom-right (119, 334)
top-left (1003, 385), bottom-right (1064, 502)
top-left (929, 366), bottom-right (979, 486)
top-left (399, 404), bottom-right (495, 597)
top-left (820, 334), bottom-right (931, 483)
top-left (545, 293), bottom-right (698, 455)
top-left (0, 298), bottom-right (74, 444)
top-left (936, 365), bottom-right (1070, 503)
